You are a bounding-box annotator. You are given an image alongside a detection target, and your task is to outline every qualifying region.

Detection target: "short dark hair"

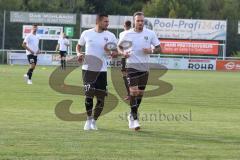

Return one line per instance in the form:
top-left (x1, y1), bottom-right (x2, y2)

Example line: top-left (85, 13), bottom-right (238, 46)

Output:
top-left (124, 20), bottom-right (131, 28)
top-left (96, 13), bottom-right (108, 22)
top-left (32, 24), bottom-right (38, 27)
top-left (133, 11), bottom-right (144, 18)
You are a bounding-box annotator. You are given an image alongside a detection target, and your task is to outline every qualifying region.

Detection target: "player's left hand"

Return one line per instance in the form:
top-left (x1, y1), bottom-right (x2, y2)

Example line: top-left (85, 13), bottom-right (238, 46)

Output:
top-left (110, 51), bottom-right (118, 58)
top-left (36, 50), bottom-right (41, 54)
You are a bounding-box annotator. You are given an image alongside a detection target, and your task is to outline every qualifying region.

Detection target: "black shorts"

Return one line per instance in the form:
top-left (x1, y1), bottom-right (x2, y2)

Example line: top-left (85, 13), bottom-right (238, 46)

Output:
top-left (27, 54), bottom-right (37, 64)
top-left (126, 68), bottom-right (149, 90)
top-left (121, 58), bottom-right (126, 72)
top-left (59, 51), bottom-right (67, 57)
top-left (82, 70), bottom-right (107, 97)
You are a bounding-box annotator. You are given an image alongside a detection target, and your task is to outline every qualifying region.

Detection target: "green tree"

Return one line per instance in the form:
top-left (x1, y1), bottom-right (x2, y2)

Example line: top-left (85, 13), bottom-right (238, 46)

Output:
top-left (221, 0), bottom-right (240, 56)
top-left (143, 0), bottom-right (170, 17)
top-left (85, 0), bottom-right (147, 14)
top-left (143, 0), bottom-right (205, 18)
top-left (20, 0), bottom-right (85, 12)
top-left (0, 0), bottom-right (22, 10)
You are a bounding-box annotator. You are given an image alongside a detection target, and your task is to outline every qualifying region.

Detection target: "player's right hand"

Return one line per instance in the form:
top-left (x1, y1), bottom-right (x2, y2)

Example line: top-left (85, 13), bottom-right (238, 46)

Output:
top-left (77, 53), bottom-right (84, 63)
top-left (122, 51), bottom-right (130, 58)
top-left (29, 50), bottom-right (34, 55)
top-left (36, 50), bottom-right (40, 54)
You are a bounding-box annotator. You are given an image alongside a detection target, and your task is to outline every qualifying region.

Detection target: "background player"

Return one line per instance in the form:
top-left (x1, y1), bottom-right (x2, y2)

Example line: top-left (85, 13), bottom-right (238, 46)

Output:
top-left (22, 24), bottom-right (40, 85)
top-left (119, 20), bottom-right (131, 100)
top-left (56, 32), bottom-right (70, 70)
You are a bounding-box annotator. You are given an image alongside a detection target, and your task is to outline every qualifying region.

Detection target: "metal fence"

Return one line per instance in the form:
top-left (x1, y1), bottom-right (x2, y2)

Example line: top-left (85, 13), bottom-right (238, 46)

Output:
top-left (0, 10), bottom-right (238, 64)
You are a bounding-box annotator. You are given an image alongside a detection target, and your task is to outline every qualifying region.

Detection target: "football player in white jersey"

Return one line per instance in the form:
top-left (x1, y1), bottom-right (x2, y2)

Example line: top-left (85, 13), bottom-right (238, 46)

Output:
top-left (119, 20), bottom-right (131, 101)
top-left (22, 24), bottom-right (40, 85)
top-left (76, 13), bottom-right (118, 130)
top-left (118, 12), bottom-right (161, 131)
top-left (56, 32), bottom-right (70, 70)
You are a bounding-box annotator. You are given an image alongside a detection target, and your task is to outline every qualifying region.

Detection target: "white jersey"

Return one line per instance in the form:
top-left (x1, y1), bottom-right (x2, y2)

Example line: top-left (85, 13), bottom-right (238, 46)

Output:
top-left (119, 30), bottom-right (129, 39)
top-left (23, 33), bottom-right (39, 56)
top-left (58, 37), bottom-right (69, 51)
top-left (118, 28), bottom-right (160, 71)
top-left (78, 28), bottom-right (117, 72)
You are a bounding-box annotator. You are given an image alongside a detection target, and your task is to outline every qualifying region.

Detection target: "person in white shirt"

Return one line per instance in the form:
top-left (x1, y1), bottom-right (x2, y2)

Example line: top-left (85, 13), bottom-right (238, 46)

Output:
top-left (119, 20), bottom-right (131, 101)
top-left (118, 12), bottom-right (161, 131)
top-left (22, 24), bottom-right (40, 85)
top-left (76, 13), bottom-right (118, 130)
top-left (56, 32), bottom-right (70, 70)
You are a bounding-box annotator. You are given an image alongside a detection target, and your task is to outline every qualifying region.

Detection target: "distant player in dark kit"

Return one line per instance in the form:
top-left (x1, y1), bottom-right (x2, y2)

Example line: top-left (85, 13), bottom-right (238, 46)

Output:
top-left (56, 32), bottom-right (70, 70)
top-left (119, 20), bottom-right (131, 100)
top-left (76, 13), bottom-right (118, 130)
top-left (22, 24), bottom-right (40, 85)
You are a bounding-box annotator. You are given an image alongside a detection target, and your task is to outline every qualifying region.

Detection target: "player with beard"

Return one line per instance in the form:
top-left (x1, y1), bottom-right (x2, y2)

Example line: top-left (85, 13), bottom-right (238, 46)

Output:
top-left (118, 12), bottom-right (161, 131)
top-left (76, 13), bottom-right (118, 130)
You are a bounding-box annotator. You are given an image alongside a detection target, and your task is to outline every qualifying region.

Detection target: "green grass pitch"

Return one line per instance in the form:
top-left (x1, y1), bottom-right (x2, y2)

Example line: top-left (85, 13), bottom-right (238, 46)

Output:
top-left (0, 65), bottom-right (240, 160)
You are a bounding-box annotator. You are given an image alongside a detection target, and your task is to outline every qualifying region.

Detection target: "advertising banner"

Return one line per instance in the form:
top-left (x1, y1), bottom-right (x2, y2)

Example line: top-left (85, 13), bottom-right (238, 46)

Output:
top-left (188, 59), bottom-right (216, 71)
top-left (11, 11), bottom-right (76, 24)
top-left (9, 53), bottom-right (52, 65)
top-left (216, 60), bottom-right (240, 71)
top-left (81, 14), bottom-right (226, 40)
top-left (146, 18), bottom-right (226, 40)
top-left (149, 56), bottom-right (188, 70)
top-left (23, 25), bottom-right (63, 40)
top-left (160, 40), bottom-right (219, 55)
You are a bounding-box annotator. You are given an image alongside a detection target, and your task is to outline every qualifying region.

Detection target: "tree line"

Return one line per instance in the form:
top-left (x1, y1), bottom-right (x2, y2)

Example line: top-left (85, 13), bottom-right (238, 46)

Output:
top-left (0, 0), bottom-right (240, 56)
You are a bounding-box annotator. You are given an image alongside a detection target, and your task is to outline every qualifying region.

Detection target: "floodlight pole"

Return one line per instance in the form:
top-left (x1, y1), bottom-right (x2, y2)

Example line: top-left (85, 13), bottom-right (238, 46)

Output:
top-left (223, 19), bottom-right (228, 60)
top-left (1, 10), bottom-right (6, 50)
top-left (79, 13), bottom-right (82, 36)
top-left (41, 23), bottom-right (44, 53)
top-left (1, 10), bottom-right (6, 64)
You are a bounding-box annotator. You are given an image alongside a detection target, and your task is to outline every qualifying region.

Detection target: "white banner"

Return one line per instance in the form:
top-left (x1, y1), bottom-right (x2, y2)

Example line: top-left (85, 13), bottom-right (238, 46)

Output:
top-left (146, 18), bottom-right (226, 40)
top-left (8, 53), bottom-right (216, 71)
top-left (22, 25), bottom-right (63, 40)
top-left (149, 56), bottom-right (188, 70)
top-left (238, 21), bottom-right (240, 34)
top-left (188, 59), bottom-right (216, 71)
top-left (11, 11), bottom-right (76, 24)
top-left (81, 14), bottom-right (226, 40)
top-left (9, 53), bottom-right (52, 65)
top-left (81, 14), bottom-right (132, 29)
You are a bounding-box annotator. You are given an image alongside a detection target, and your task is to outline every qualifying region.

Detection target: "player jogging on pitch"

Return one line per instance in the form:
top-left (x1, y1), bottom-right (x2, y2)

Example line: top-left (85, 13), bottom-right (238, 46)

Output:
top-left (22, 24), bottom-right (40, 85)
top-left (56, 32), bottom-right (70, 70)
top-left (76, 13), bottom-right (118, 130)
top-left (118, 12), bottom-right (161, 131)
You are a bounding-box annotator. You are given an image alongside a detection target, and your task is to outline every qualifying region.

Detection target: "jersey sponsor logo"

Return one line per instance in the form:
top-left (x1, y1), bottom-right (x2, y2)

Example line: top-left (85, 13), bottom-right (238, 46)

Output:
top-left (104, 37), bottom-right (109, 42)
